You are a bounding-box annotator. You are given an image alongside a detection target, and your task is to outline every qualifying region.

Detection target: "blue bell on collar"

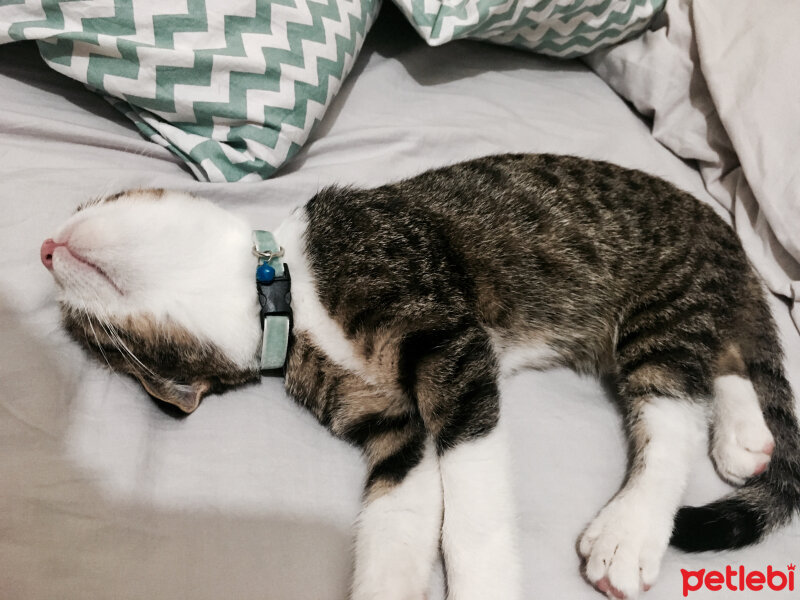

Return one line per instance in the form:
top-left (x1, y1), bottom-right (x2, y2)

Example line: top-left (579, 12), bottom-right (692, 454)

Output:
top-left (256, 262), bottom-right (275, 283)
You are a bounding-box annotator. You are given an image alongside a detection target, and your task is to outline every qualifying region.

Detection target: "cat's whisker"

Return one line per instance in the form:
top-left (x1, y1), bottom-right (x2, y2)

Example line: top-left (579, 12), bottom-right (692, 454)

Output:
top-left (101, 316), bottom-right (161, 381)
top-left (87, 289), bottom-right (164, 382)
top-left (68, 302), bottom-right (119, 377)
top-left (79, 296), bottom-right (113, 371)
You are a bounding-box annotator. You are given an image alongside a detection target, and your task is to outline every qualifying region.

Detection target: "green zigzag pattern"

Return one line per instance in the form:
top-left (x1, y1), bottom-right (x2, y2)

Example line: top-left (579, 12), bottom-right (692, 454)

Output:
top-left (398, 0), bottom-right (664, 59)
top-left (3, 0), bottom-right (381, 182)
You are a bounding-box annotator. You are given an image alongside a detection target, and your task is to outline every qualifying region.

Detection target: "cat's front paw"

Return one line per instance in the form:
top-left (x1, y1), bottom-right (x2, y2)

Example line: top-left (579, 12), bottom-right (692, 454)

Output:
top-left (578, 494), bottom-right (670, 599)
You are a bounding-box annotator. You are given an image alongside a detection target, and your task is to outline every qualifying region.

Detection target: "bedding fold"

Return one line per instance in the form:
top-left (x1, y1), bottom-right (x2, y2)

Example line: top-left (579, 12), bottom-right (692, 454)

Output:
top-left (586, 0), bottom-right (800, 331)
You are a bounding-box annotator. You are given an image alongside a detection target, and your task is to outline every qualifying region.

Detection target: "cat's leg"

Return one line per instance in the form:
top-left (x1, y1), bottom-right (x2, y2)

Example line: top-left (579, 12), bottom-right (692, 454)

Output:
top-left (438, 417), bottom-right (519, 600)
top-left (351, 421), bottom-right (443, 600)
top-left (403, 324), bottom-right (520, 600)
top-left (583, 277), bottom-right (723, 598)
top-left (579, 393), bottom-right (706, 599)
top-left (285, 334), bottom-right (442, 600)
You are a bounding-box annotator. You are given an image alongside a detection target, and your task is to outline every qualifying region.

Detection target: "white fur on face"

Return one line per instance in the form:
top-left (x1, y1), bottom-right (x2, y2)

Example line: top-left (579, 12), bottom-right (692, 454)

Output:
top-left (48, 191), bottom-right (262, 369)
top-left (439, 422), bottom-right (521, 600)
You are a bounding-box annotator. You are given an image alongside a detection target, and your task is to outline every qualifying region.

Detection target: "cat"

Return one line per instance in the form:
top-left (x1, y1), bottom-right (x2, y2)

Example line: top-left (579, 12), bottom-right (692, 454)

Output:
top-left (41, 154), bottom-right (800, 600)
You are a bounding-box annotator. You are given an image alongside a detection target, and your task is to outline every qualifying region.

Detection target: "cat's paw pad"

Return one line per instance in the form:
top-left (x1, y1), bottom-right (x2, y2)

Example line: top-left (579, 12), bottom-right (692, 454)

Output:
top-left (711, 416), bottom-right (774, 486)
top-left (578, 497), bottom-right (669, 599)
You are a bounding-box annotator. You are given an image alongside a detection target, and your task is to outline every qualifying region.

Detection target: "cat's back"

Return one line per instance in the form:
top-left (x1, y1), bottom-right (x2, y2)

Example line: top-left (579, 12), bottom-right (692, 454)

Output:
top-left (305, 153), bottom-right (728, 281)
top-left (301, 153), bottom-right (746, 345)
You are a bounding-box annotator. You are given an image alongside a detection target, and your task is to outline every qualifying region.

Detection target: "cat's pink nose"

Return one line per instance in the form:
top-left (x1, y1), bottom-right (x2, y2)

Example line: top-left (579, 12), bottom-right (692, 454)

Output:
top-left (41, 238), bottom-right (59, 270)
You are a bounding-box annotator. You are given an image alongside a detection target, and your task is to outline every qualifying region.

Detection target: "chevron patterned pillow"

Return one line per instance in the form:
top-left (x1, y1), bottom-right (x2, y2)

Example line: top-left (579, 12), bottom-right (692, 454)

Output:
top-left (0, 0), bottom-right (381, 182)
top-left (392, 0), bottom-right (664, 58)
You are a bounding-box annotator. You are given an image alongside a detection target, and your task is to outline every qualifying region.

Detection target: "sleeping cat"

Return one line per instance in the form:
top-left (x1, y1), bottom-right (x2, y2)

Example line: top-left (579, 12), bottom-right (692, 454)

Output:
top-left (42, 154), bottom-right (799, 600)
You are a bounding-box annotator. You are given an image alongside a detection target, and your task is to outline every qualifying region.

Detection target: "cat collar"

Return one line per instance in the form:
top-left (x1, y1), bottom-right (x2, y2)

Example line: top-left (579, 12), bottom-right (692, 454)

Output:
top-left (253, 230), bottom-right (292, 372)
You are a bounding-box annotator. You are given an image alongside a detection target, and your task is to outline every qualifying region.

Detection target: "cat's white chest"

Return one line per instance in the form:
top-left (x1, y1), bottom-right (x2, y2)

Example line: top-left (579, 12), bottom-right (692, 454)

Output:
top-left (275, 211), bottom-right (371, 378)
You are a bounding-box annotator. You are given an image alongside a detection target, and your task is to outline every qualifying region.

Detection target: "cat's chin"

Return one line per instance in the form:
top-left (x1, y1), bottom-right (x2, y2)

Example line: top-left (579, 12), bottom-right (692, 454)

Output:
top-left (51, 243), bottom-right (125, 299)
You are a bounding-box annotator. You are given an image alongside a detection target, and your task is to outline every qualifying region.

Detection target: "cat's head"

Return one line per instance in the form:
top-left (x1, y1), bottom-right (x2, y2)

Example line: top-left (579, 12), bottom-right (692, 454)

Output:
top-left (42, 189), bottom-right (263, 413)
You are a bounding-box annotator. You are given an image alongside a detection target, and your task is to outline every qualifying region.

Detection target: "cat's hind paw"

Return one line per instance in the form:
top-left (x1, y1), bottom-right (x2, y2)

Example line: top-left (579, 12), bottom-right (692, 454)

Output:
top-left (711, 375), bottom-right (775, 486)
top-left (711, 427), bottom-right (774, 485)
top-left (578, 497), bottom-right (668, 600)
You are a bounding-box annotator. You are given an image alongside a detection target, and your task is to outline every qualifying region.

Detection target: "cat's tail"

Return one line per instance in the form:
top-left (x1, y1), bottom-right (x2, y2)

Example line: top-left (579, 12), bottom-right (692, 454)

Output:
top-left (670, 360), bottom-right (800, 551)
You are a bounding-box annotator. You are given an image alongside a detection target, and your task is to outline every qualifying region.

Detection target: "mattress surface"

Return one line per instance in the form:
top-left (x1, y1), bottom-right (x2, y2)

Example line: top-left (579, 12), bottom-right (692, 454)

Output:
top-left (1, 8), bottom-right (798, 600)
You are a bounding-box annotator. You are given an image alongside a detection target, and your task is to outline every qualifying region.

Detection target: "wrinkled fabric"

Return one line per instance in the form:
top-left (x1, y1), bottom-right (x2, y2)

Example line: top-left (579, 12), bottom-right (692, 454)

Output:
top-left (586, 0), bottom-right (800, 332)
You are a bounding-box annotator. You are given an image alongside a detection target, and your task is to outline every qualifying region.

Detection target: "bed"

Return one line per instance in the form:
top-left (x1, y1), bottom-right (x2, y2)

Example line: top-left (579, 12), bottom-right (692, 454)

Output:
top-left (1, 2), bottom-right (798, 599)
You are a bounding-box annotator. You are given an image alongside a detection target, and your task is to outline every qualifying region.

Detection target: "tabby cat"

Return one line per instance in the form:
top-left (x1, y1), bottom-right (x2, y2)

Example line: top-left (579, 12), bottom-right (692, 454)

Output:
top-left (42, 154), bottom-right (800, 600)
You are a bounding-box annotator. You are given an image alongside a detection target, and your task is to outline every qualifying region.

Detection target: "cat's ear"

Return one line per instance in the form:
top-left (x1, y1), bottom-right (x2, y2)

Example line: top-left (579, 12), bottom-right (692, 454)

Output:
top-left (137, 375), bottom-right (211, 414)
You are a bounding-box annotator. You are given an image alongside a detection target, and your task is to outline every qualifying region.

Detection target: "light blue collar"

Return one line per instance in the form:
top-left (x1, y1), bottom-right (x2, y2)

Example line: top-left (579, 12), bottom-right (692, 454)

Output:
top-left (253, 230), bottom-right (291, 371)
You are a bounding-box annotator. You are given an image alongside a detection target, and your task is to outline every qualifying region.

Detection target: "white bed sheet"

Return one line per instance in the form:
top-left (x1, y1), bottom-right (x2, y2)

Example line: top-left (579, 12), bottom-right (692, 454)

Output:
top-left (1, 8), bottom-right (799, 600)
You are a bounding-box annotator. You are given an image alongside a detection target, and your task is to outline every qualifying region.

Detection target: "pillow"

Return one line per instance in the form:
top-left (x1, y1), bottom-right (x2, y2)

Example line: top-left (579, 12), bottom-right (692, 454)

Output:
top-left (391, 0), bottom-right (664, 58)
top-left (0, 0), bottom-right (381, 182)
